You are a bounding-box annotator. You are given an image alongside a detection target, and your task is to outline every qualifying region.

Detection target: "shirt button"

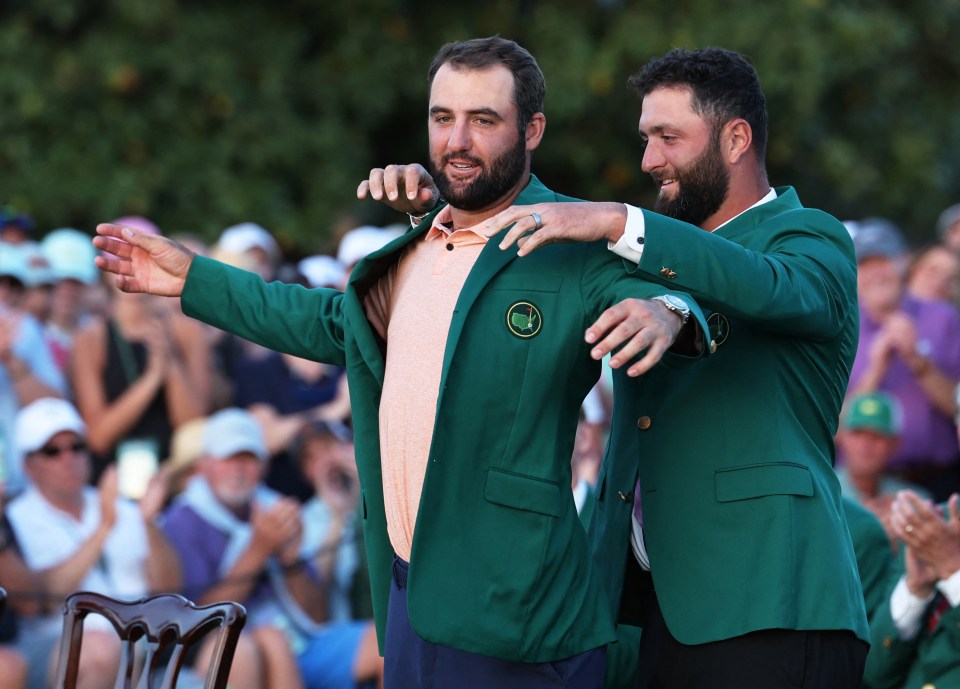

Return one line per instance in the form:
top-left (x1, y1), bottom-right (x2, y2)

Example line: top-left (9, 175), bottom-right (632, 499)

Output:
top-left (446, 243), bottom-right (454, 251)
top-left (637, 416), bottom-right (652, 430)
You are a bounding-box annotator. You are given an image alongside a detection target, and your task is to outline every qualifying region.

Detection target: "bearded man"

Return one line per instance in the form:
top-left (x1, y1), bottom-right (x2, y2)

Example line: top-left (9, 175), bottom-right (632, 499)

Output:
top-left (94, 36), bottom-right (709, 689)
top-left (365, 47), bottom-right (869, 689)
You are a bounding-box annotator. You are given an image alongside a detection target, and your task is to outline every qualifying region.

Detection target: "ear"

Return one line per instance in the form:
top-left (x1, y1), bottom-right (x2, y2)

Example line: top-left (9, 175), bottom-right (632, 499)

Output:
top-left (524, 112), bottom-right (546, 152)
top-left (722, 118), bottom-right (752, 165)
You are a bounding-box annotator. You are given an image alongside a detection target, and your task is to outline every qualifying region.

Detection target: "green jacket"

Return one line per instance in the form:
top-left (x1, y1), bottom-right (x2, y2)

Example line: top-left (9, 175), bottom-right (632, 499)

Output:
top-left (590, 187), bottom-right (870, 645)
top-left (181, 175), bottom-right (707, 662)
top-left (863, 505), bottom-right (959, 689)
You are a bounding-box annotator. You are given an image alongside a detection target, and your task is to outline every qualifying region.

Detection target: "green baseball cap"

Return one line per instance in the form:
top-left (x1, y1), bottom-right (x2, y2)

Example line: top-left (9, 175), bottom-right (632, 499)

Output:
top-left (842, 392), bottom-right (902, 436)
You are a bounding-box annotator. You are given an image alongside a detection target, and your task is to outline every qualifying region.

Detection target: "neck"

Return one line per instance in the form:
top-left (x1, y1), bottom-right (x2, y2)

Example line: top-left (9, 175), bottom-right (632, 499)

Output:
top-left (700, 170), bottom-right (770, 232)
top-left (849, 472), bottom-right (880, 499)
top-left (447, 171), bottom-right (531, 231)
top-left (43, 490), bottom-right (85, 520)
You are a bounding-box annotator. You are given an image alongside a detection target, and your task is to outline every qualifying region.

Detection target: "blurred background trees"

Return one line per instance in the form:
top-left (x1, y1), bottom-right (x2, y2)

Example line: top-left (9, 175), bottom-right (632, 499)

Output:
top-left (1, 0), bottom-right (958, 255)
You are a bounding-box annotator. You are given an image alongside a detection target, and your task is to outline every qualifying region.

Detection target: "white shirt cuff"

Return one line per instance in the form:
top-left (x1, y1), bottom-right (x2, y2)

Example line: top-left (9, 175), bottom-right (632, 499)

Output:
top-left (890, 575), bottom-right (936, 640)
top-left (609, 204), bottom-right (645, 264)
top-left (936, 567), bottom-right (960, 607)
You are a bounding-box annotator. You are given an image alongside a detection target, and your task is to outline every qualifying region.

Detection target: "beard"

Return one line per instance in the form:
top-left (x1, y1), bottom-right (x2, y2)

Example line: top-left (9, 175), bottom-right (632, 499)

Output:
top-left (653, 133), bottom-right (729, 227)
top-left (430, 134), bottom-right (528, 212)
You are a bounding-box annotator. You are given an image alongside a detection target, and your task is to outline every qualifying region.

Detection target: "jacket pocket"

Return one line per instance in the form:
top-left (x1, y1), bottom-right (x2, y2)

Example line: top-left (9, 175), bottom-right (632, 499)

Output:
top-left (491, 274), bottom-right (564, 293)
top-left (485, 468), bottom-right (561, 517)
top-left (715, 462), bottom-right (814, 502)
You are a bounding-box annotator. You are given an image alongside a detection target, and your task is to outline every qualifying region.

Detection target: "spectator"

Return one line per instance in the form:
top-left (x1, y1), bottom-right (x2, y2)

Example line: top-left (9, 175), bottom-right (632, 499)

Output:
top-left (7, 398), bottom-right (180, 689)
top-left (836, 391), bottom-right (932, 547)
top-left (936, 203), bottom-right (960, 254)
top-left (0, 243), bottom-right (67, 491)
top-left (906, 243), bottom-right (960, 305)
top-left (296, 420), bottom-right (383, 689)
top-left (841, 496), bottom-right (895, 621)
top-left (41, 228), bottom-right (103, 376)
top-left (0, 485), bottom-right (35, 689)
top-left (862, 490), bottom-right (960, 689)
top-left (849, 218), bottom-right (960, 501)
top-left (0, 208), bottom-right (34, 246)
top-left (161, 408), bottom-right (307, 689)
top-left (217, 223), bottom-right (282, 282)
top-left (70, 230), bottom-right (210, 481)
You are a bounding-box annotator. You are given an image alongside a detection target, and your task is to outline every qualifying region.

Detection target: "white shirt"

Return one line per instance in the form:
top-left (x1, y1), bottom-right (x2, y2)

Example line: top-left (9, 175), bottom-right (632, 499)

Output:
top-left (889, 569), bottom-right (960, 640)
top-left (8, 485), bottom-right (150, 634)
top-left (610, 189), bottom-right (779, 263)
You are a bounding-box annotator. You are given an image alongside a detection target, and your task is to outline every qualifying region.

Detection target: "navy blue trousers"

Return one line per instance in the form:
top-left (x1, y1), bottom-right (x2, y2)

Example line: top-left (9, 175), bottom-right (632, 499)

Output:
top-left (384, 557), bottom-right (606, 689)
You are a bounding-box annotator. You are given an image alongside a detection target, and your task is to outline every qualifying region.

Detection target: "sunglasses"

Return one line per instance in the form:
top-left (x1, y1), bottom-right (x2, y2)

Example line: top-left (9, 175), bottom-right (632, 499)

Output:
top-left (36, 441), bottom-right (87, 459)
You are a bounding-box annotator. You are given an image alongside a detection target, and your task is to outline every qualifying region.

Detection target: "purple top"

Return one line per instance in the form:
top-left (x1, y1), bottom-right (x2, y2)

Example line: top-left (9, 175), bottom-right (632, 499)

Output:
top-left (161, 503), bottom-right (273, 609)
top-left (848, 295), bottom-right (960, 469)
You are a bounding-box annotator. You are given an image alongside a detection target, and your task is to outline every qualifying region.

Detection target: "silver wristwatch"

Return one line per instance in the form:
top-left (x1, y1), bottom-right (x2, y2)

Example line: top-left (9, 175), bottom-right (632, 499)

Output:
top-left (651, 295), bottom-right (691, 325)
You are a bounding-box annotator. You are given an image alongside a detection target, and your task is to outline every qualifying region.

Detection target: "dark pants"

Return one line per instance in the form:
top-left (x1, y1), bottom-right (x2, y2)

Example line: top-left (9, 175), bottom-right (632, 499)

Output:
top-left (633, 570), bottom-right (868, 689)
top-left (384, 556), bottom-right (606, 689)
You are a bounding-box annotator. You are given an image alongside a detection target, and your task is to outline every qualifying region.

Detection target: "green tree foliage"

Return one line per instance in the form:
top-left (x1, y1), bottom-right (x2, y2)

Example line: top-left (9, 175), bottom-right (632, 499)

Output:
top-left (1, 0), bottom-right (958, 254)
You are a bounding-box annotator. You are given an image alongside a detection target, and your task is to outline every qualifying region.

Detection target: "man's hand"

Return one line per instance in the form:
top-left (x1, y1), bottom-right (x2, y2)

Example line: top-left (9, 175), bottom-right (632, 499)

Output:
top-left (94, 224), bottom-right (195, 297)
top-left (97, 465), bottom-right (119, 533)
top-left (251, 498), bottom-right (303, 562)
top-left (139, 467), bottom-right (171, 523)
top-left (472, 202), bottom-right (628, 256)
top-left (357, 164), bottom-right (440, 215)
top-left (893, 491), bottom-right (960, 582)
top-left (584, 298), bottom-right (685, 377)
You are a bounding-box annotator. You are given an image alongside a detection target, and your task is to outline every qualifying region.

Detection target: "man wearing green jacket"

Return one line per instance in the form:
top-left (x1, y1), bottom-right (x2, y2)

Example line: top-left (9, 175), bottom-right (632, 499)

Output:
top-left (461, 47), bottom-right (870, 688)
top-left (94, 37), bottom-right (707, 689)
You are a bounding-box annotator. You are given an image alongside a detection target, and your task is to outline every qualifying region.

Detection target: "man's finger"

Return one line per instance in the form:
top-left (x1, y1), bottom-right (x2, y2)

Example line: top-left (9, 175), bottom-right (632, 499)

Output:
top-left (586, 303), bottom-right (632, 347)
top-left (368, 169), bottom-right (385, 200)
top-left (627, 339), bottom-right (668, 377)
top-left (383, 165), bottom-right (402, 201)
top-left (357, 180), bottom-right (370, 199)
top-left (405, 166), bottom-right (424, 200)
top-left (949, 494), bottom-right (960, 523)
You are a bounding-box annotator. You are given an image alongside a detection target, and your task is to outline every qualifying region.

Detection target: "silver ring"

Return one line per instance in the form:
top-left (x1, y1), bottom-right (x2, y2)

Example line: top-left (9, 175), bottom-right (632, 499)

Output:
top-left (531, 212), bottom-right (542, 231)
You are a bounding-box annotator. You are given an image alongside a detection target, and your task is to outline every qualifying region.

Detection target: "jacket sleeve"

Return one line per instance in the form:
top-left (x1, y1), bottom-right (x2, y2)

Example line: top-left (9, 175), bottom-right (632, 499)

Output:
top-left (634, 208), bottom-right (856, 341)
top-left (181, 256), bottom-right (347, 366)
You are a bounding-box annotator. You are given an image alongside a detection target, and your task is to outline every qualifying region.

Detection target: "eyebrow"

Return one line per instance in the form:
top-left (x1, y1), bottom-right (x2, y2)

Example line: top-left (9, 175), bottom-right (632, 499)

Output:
top-left (430, 106), bottom-right (505, 121)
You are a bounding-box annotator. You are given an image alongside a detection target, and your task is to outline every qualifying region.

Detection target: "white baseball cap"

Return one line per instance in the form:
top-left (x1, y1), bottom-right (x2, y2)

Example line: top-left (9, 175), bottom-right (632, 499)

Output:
top-left (15, 398), bottom-right (86, 458)
top-left (202, 408), bottom-right (267, 461)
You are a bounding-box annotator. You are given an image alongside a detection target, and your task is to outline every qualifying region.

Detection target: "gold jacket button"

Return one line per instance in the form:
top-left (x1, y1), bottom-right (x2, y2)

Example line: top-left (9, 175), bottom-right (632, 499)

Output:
top-left (882, 637), bottom-right (893, 648)
top-left (637, 416), bottom-right (652, 430)
top-left (618, 491), bottom-right (633, 503)
top-left (921, 684), bottom-right (936, 689)
top-left (710, 340), bottom-right (718, 353)
top-left (659, 267), bottom-right (678, 279)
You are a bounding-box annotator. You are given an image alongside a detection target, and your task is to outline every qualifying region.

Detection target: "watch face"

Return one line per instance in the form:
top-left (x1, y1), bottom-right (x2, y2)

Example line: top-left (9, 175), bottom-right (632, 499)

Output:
top-left (665, 295), bottom-right (684, 308)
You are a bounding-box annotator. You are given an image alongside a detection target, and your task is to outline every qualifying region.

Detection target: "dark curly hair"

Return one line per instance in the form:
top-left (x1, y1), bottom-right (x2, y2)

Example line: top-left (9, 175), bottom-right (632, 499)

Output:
top-left (628, 47), bottom-right (768, 162)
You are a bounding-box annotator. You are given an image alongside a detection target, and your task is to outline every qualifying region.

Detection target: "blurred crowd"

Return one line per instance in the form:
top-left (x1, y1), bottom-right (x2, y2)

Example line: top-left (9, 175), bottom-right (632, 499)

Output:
top-left (1, 200), bottom-right (960, 689)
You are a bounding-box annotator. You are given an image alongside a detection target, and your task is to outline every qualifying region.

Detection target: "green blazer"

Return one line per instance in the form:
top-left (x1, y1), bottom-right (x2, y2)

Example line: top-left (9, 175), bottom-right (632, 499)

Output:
top-left (590, 187), bottom-right (870, 645)
top-left (842, 496), bottom-right (895, 621)
top-left (864, 594), bottom-right (960, 689)
top-left (181, 175), bottom-right (707, 663)
top-left (863, 505), bottom-right (959, 689)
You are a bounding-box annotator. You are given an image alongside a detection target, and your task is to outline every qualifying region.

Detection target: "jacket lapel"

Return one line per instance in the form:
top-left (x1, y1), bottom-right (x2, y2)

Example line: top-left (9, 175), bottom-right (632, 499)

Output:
top-left (437, 175), bottom-right (557, 396)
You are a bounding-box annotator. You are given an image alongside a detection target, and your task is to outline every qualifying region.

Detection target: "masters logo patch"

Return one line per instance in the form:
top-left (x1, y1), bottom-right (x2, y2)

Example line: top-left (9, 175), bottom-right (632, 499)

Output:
top-left (506, 301), bottom-right (543, 339)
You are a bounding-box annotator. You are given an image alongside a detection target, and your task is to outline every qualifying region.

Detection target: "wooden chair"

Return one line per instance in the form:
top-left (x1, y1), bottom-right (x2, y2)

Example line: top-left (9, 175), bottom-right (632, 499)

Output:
top-left (54, 591), bottom-right (246, 689)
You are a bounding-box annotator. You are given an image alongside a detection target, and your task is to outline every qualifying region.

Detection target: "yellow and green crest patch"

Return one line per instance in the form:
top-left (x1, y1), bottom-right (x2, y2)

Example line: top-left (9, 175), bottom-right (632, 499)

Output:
top-left (506, 301), bottom-right (542, 339)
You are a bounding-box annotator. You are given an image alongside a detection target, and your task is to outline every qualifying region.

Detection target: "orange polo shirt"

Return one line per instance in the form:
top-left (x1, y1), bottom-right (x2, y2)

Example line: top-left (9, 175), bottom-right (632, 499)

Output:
top-left (363, 207), bottom-right (487, 561)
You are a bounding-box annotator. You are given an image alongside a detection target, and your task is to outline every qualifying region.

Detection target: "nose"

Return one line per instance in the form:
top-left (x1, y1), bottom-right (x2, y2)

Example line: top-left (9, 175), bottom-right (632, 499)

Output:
top-left (640, 141), bottom-right (664, 174)
top-left (447, 120), bottom-right (472, 152)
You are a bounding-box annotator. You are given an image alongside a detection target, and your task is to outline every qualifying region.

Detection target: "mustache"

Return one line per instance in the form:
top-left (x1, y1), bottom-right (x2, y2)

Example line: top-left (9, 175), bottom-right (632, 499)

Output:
top-left (442, 153), bottom-right (483, 168)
